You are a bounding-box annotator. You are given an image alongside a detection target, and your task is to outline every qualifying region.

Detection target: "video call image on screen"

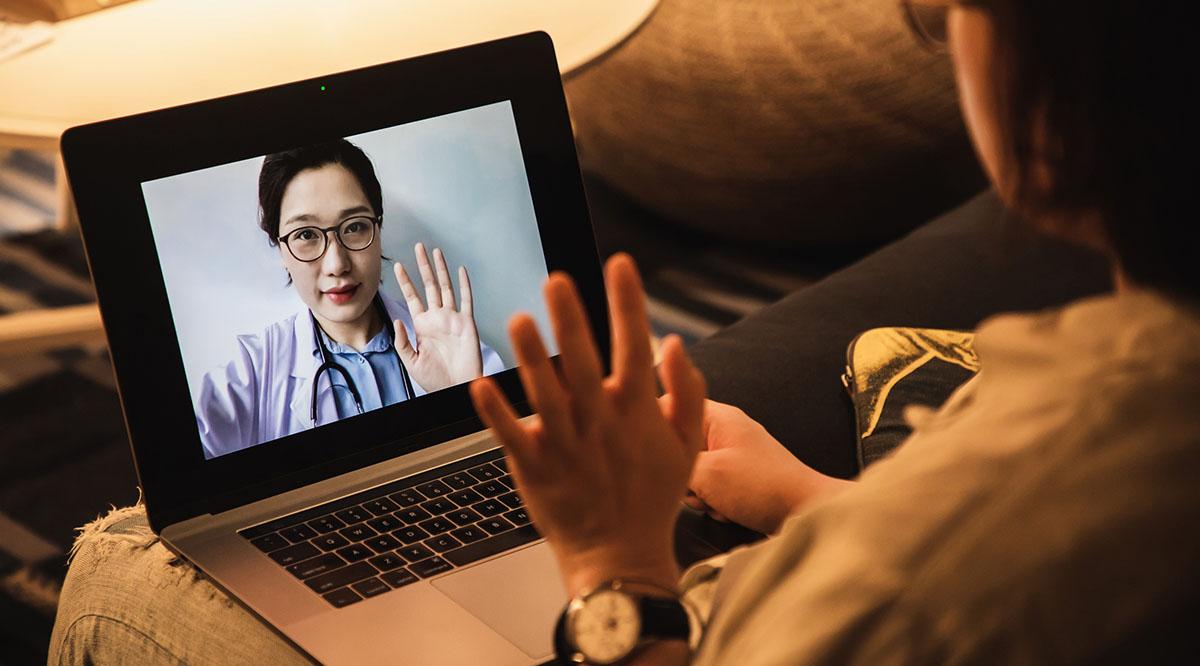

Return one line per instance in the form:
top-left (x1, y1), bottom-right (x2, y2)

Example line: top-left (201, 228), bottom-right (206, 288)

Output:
top-left (141, 101), bottom-right (555, 460)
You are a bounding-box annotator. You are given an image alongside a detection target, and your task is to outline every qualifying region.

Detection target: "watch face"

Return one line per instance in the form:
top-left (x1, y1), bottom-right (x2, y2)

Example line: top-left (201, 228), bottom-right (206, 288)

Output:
top-left (570, 589), bottom-right (641, 664)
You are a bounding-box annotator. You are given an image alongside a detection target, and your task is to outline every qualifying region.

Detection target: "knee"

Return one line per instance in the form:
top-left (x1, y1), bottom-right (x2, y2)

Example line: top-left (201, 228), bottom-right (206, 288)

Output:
top-left (49, 505), bottom-right (186, 664)
top-left (49, 505), bottom-right (308, 665)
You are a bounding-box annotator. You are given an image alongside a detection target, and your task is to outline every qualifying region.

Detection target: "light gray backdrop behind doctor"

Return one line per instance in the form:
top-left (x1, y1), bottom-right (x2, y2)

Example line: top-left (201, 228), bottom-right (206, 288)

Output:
top-left (142, 101), bottom-right (554, 404)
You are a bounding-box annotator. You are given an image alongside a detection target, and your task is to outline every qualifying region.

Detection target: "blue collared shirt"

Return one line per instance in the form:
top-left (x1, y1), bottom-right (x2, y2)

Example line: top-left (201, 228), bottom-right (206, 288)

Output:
top-left (314, 327), bottom-right (410, 419)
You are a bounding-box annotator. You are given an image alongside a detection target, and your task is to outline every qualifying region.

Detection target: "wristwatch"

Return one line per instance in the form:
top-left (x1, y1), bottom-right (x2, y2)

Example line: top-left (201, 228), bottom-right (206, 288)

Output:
top-left (553, 579), bottom-right (692, 664)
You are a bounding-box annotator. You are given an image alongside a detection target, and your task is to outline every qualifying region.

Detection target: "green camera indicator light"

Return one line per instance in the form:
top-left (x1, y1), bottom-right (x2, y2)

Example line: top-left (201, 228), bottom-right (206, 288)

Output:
top-left (320, 85), bottom-right (327, 91)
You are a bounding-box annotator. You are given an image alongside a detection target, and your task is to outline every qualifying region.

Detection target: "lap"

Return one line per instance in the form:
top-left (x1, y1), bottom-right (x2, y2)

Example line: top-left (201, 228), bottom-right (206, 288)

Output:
top-left (49, 505), bottom-right (308, 665)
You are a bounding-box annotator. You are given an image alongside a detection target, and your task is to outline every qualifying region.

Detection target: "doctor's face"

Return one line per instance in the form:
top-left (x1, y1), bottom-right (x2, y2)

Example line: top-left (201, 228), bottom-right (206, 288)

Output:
top-left (278, 163), bottom-right (382, 327)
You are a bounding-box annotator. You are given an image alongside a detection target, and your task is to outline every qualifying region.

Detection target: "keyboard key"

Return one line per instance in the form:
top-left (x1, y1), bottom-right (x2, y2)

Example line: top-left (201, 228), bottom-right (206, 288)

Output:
top-left (336, 544), bottom-right (373, 563)
top-left (393, 525), bottom-right (431, 544)
top-left (504, 508), bottom-right (530, 526)
top-left (269, 542), bottom-right (320, 566)
top-left (306, 561), bottom-right (378, 594)
top-left (396, 507), bottom-right (432, 524)
top-left (367, 515), bottom-right (403, 533)
top-left (368, 552), bottom-right (406, 572)
top-left (444, 524), bottom-right (541, 567)
top-left (420, 498), bottom-right (457, 515)
top-left (312, 533), bottom-right (350, 552)
top-left (362, 498), bottom-right (400, 516)
top-left (388, 489), bottom-right (425, 507)
top-left (424, 534), bottom-right (463, 553)
top-left (352, 577), bottom-right (391, 598)
top-left (467, 464), bottom-right (501, 482)
top-left (493, 458), bottom-right (508, 473)
top-left (472, 499), bottom-right (505, 517)
top-left (339, 524), bottom-right (378, 542)
top-left (497, 492), bottom-right (524, 509)
top-left (448, 489), bottom-right (483, 506)
top-left (334, 506), bottom-right (371, 524)
top-left (497, 475), bottom-right (516, 490)
top-left (475, 481), bottom-right (506, 498)
top-left (441, 472), bottom-right (475, 489)
top-left (447, 508), bottom-right (482, 526)
top-left (323, 587), bottom-right (363, 608)
top-left (415, 480), bottom-right (451, 498)
top-left (409, 556), bottom-right (453, 578)
top-left (397, 544), bottom-right (434, 563)
top-left (419, 517), bottom-right (454, 535)
top-left (478, 516), bottom-right (515, 535)
top-left (280, 524), bottom-right (318, 543)
top-left (287, 553), bottom-right (346, 580)
top-left (250, 533), bottom-right (289, 553)
top-left (365, 535), bottom-right (402, 553)
top-left (307, 515), bottom-right (346, 534)
top-left (381, 569), bottom-right (419, 589)
top-left (450, 525), bottom-right (487, 544)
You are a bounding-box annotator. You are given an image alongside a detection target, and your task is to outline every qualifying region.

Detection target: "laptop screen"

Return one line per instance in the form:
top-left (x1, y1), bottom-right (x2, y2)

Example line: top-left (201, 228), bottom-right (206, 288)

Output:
top-left (140, 101), bottom-right (554, 460)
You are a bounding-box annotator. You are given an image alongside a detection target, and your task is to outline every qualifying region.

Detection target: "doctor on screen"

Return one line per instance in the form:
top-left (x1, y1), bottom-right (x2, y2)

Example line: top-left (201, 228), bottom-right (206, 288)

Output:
top-left (196, 139), bottom-right (502, 458)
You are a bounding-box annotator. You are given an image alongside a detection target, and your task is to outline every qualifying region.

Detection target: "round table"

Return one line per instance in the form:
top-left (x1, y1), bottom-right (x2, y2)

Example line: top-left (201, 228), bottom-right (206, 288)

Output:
top-left (1, 0), bottom-right (658, 150)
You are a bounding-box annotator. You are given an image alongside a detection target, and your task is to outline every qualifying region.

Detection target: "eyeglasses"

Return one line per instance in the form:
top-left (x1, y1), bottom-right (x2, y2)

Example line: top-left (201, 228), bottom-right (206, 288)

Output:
top-left (900, 0), bottom-right (951, 51)
top-left (279, 215), bottom-right (380, 263)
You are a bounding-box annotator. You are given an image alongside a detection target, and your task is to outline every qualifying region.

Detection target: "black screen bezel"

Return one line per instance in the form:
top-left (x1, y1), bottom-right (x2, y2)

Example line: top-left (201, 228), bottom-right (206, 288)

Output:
top-left (61, 32), bottom-right (608, 533)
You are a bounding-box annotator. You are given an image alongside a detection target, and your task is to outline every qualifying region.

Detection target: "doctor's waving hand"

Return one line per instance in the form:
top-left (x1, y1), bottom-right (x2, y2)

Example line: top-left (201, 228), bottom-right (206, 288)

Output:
top-left (392, 242), bottom-right (485, 393)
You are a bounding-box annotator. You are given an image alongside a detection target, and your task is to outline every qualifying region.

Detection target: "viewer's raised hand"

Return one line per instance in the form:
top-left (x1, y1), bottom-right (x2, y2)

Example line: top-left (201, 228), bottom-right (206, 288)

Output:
top-left (469, 254), bottom-right (706, 597)
top-left (392, 242), bottom-right (483, 392)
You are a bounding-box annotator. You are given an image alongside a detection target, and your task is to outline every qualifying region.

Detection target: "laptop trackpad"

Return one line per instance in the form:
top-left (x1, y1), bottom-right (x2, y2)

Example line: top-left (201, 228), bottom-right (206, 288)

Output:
top-left (432, 542), bottom-right (566, 659)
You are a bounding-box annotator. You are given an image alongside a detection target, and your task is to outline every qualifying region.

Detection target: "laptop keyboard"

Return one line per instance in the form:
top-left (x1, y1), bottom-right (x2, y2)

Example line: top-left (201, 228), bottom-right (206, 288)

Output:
top-left (238, 449), bottom-right (539, 608)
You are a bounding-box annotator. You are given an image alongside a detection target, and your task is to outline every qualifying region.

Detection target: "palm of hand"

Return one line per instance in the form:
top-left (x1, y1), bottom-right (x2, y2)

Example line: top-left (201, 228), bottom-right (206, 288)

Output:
top-left (406, 307), bottom-right (482, 390)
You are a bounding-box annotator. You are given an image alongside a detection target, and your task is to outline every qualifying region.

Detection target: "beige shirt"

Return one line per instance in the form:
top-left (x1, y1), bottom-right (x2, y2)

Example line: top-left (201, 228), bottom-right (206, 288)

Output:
top-left (684, 290), bottom-right (1200, 664)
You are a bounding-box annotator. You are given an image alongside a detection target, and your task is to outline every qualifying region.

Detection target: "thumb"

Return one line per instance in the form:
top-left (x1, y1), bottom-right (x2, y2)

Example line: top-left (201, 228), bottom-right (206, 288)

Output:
top-left (393, 319), bottom-right (418, 367)
top-left (656, 335), bottom-right (706, 454)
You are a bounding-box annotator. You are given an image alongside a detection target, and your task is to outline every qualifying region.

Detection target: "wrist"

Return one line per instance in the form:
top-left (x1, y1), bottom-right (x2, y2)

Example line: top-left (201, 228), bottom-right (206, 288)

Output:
top-left (784, 465), bottom-right (855, 517)
top-left (557, 547), bottom-right (680, 598)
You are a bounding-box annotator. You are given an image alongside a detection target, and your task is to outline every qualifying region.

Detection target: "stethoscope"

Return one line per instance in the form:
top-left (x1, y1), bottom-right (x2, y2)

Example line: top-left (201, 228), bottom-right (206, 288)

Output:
top-left (309, 294), bottom-right (415, 422)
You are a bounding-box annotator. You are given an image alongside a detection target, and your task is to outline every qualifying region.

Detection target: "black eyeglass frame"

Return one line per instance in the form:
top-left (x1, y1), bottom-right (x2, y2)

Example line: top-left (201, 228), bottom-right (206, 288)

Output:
top-left (278, 215), bottom-right (382, 262)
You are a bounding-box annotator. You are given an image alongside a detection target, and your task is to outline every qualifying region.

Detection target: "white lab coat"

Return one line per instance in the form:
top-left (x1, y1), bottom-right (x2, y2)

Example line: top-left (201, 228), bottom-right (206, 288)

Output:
top-left (195, 292), bottom-right (502, 459)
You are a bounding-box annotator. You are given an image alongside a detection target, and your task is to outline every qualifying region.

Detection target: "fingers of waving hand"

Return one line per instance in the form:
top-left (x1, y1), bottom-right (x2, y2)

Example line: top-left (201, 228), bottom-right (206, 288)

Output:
top-left (508, 313), bottom-right (576, 448)
top-left (394, 262), bottom-right (425, 315)
top-left (414, 242), bottom-right (442, 309)
top-left (458, 266), bottom-right (474, 318)
top-left (545, 273), bottom-right (606, 429)
top-left (433, 248), bottom-right (456, 310)
top-left (655, 334), bottom-right (707, 456)
top-left (469, 377), bottom-right (539, 478)
top-left (606, 253), bottom-right (657, 401)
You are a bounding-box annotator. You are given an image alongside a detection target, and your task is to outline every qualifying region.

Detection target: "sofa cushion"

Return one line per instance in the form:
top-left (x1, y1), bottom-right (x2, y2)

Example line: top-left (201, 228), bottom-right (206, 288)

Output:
top-left (564, 0), bottom-right (987, 249)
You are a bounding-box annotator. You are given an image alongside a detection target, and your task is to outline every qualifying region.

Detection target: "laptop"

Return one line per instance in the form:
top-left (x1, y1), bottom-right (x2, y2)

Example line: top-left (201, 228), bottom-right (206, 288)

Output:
top-left (61, 32), bottom-right (614, 665)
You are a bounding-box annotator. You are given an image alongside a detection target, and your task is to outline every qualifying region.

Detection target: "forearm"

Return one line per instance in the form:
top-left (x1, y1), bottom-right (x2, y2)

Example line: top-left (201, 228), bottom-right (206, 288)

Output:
top-left (793, 471), bottom-right (856, 507)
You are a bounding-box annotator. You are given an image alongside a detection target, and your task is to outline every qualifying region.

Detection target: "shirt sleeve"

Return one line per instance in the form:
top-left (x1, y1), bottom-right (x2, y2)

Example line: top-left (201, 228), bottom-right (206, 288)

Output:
top-left (195, 336), bottom-right (261, 458)
top-left (480, 339), bottom-right (504, 376)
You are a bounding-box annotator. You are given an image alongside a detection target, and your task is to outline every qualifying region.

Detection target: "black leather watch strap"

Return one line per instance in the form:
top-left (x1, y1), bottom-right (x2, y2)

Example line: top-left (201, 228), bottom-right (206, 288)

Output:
top-left (638, 596), bottom-right (690, 642)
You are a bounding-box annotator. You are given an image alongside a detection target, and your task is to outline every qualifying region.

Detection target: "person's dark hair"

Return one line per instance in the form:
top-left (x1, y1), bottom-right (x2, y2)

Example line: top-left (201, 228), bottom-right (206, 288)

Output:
top-left (257, 139), bottom-right (383, 246)
top-left (984, 1), bottom-right (1193, 301)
